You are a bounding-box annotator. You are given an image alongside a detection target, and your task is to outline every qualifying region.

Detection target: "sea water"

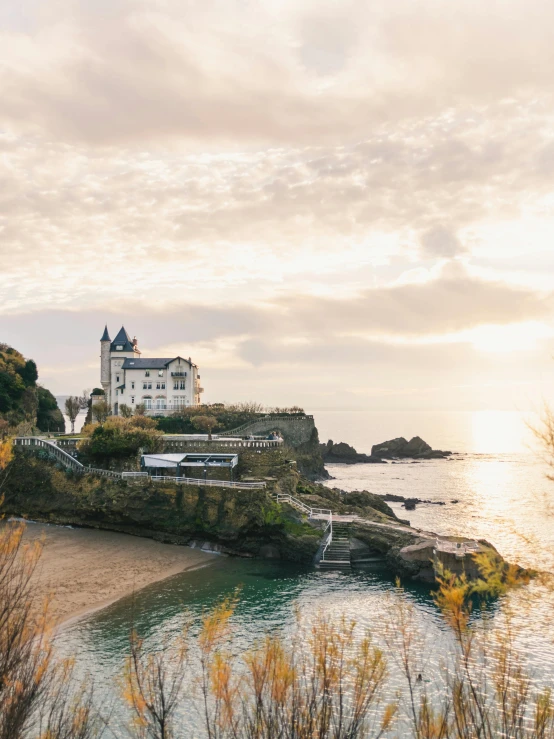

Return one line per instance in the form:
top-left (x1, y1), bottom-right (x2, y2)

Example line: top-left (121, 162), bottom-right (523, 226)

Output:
top-left (54, 410), bottom-right (554, 735)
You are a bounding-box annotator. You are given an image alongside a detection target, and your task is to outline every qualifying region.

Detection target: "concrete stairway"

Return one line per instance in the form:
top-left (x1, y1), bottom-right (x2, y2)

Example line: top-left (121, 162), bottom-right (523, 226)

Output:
top-left (319, 523), bottom-right (351, 571)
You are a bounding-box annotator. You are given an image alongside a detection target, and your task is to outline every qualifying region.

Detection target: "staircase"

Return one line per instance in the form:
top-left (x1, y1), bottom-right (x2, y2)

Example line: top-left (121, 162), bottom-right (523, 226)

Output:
top-left (319, 523), bottom-right (351, 571)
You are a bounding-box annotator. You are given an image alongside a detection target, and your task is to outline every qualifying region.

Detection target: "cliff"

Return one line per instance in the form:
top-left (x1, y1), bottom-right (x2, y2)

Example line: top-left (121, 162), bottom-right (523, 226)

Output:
top-left (1, 449), bottom-right (321, 563)
top-left (0, 344), bottom-right (65, 432)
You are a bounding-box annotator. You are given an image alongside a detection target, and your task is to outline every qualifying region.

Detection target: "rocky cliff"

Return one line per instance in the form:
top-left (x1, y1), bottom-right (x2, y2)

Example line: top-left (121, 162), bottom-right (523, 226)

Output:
top-left (319, 436), bottom-right (452, 463)
top-left (0, 344), bottom-right (65, 432)
top-left (2, 449), bottom-right (321, 563)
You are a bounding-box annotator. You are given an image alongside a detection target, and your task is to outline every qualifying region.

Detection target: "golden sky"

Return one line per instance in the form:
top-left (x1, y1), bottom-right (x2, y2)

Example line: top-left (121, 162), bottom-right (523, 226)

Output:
top-left (1, 0), bottom-right (553, 410)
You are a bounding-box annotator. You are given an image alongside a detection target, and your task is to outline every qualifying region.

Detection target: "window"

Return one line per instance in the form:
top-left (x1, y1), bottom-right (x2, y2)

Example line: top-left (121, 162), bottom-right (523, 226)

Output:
top-left (131, 396), bottom-right (135, 404)
top-left (144, 398), bottom-right (152, 410)
top-left (116, 375), bottom-right (120, 383)
top-left (143, 382), bottom-right (152, 390)
top-left (161, 383), bottom-right (165, 389)
top-left (131, 382), bottom-right (135, 389)
top-left (116, 345), bottom-right (123, 350)
top-left (180, 381), bottom-right (185, 390)
top-left (173, 382), bottom-right (178, 390)
top-left (158, 370), bottom-right (164, 377)
top-left (145, 371), bottom-right (150, 377)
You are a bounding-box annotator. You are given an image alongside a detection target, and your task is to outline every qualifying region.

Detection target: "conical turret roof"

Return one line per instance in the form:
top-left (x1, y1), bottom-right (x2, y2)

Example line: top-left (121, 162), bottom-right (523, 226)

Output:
top-left (100, 325), bottom-right (111, 342)
top-left (110, 326), bottom-right (135, 352)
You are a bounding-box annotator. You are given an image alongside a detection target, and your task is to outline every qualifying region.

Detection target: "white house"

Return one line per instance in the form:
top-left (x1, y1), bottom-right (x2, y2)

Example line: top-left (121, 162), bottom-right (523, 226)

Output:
top-left (99, 326), bottom-right (203, 415)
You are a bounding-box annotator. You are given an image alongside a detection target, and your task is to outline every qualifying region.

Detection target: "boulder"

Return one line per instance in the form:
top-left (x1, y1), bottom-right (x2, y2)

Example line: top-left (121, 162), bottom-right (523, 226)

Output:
top-left (371, 437), bottom-right (409, 458)
top-left (371, 436), bottom-right (452, 460)
top-left (402, 436), bottom-right (432, 456)
top-left (320, 440), bottom-right (385, 464)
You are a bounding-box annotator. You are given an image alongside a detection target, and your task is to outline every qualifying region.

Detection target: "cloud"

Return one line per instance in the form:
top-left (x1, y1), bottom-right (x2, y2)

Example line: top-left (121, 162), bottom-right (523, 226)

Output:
top-left (2, 0), bottom-right (554, 145)
top-left (2, 0), bottom-right (554, 410)
top-left (2, 261), bottom-right (550, 359)
top-left (420, 226), bottom-right (465, 258)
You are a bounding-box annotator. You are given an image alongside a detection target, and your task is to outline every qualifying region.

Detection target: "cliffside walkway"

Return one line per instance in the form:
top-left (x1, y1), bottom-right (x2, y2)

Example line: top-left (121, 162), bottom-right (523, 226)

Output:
top-left (14, 437), bottom-right (267, 490)
top-left (274, 492), bottom-right (421, 535)
top-left (274, 492), bottom-right (441, 571)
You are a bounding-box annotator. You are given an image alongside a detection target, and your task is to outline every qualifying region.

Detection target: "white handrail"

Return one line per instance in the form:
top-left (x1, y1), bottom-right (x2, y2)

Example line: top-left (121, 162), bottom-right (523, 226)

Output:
top-left (274, 493), bottom-right (332, 519)
top-left (150, 475), bottom-right (266, 489)
top-left (14, 437), bottom-right (266, 490)
top-left (321, 513), bottom-right (333, 561)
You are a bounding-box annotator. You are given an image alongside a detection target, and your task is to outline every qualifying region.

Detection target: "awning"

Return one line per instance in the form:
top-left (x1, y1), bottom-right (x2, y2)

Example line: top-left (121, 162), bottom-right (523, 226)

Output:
top-left (142, 452), bottom-right (239, 469)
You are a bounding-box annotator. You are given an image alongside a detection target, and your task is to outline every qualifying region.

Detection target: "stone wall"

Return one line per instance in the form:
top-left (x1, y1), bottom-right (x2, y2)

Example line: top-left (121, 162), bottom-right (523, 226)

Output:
top-left (220, 415), bottom-right (316, 447)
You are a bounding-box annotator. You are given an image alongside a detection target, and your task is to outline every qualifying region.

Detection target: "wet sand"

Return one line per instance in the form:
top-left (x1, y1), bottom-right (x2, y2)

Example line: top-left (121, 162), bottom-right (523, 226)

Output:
top-left (14, 522), bottom-right (215, 625)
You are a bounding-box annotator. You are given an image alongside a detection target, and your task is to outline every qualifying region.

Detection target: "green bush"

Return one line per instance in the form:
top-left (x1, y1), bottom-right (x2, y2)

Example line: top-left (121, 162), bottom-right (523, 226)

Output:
top-left (79, 417), bottom-right (164, 461)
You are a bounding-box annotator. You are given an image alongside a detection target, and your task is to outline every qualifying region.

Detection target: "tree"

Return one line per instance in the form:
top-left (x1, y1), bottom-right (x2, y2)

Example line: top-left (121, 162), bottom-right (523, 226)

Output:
top-left (64, 396), bottom-right (81, 434)
top-left (77, 417), bottom-right (163, 461)
top-left (20, 359), bottom-right (38, 386)
top-left (78, 389), bottom-right (91, 411)
top-left (91, 400), bottom-right (110, 425)
top-left (134, 403), bottom-right (146, 416)
top-left (21, 388), bottom-right (38, 422)
top-left (191, 415), bottom-right (219, 441)
top-left (119, 404), bottom-right (133, 418)
top-left (36, 387), bottom-right (65, 433)
top-left (0, 522), bottom-right (100, 738)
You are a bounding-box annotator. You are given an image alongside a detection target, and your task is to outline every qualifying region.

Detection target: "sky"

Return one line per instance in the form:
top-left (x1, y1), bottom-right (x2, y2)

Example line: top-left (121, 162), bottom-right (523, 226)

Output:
top-left (1, 0), bottom-right (554, 412)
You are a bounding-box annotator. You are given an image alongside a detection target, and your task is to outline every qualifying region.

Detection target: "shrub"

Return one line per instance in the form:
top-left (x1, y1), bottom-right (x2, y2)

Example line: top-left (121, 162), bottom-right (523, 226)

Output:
top-left (78, 417), bottom-right (164, 461)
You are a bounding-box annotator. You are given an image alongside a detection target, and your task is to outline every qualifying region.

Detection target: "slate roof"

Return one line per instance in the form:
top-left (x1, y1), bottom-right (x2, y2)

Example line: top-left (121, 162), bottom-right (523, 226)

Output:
top-left (121, 357), bottom-right (184, 370)
top-left (110, 326), bottom-right (135, 352)
top-left (100, 325), bottom-right (111, 342)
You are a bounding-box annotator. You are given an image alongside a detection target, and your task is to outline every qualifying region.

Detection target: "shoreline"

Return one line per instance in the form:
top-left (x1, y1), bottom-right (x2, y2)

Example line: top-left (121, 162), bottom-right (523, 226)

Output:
top-left (7, 521), bottom-right (217, 628)
top-left (59, 557), bottom-right (214, 630)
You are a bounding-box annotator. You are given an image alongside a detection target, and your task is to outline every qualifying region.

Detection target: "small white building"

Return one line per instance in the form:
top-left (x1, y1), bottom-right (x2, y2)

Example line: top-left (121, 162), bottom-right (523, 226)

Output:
top-left (100, 325), bottom-right (203, 415)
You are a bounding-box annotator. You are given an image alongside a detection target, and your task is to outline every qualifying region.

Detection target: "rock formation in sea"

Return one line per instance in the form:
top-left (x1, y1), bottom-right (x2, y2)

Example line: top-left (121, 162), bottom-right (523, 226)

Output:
top-left (319, 440), bottom-right (385, 464)
top-left (319, 436), bottom-right (452, 464)
top-left (371, 436), bottom-right (451, 459)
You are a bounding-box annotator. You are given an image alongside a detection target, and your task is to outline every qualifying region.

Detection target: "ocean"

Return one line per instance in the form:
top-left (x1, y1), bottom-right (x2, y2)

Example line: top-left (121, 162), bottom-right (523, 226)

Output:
top-left (53, 410), bottom-right (554, 735)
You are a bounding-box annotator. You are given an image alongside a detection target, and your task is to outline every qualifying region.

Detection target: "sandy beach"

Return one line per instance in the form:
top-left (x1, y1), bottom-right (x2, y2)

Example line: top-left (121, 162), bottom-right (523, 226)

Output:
top-left (11, 522), bottom-right (215, 626)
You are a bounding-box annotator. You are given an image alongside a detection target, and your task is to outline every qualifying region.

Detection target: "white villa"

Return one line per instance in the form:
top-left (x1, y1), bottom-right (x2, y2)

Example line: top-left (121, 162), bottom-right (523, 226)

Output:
top-left (99, 326), bottom-right (203, 415)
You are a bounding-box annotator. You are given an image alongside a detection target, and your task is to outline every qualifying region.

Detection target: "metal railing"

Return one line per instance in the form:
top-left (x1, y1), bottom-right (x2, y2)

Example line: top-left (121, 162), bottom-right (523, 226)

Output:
top-left (150, 476), bottom-right (266, 489)
top-left (274, 493), bottom-right (332, 520)
top-left (321, 515), bottom-right (333, 561)
top-left (14, 437), bottom-right (267, 490)
top-left (163, 438), bottom-right (283, 449)
top-left (14, 436), bottom-right (84, 470)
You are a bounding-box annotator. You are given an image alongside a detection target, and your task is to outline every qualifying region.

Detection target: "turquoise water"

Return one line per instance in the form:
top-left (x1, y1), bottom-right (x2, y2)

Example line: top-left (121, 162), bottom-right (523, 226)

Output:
top-left (56, 558), bottom-right (460, 734)
top-left (53, 410), bottom-right (554, 735)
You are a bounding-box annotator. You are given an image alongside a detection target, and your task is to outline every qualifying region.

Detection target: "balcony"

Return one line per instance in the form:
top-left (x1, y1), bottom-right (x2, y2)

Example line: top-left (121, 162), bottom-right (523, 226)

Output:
top-left (144, 403), bottom-right (190, 415)
top-left (171, 371), bottom-right (187, 377)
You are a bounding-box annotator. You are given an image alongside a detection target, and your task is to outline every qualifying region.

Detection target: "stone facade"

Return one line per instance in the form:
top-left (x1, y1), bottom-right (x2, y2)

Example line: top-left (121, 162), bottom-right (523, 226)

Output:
top-left (220, 415), bottom-right (316, 447)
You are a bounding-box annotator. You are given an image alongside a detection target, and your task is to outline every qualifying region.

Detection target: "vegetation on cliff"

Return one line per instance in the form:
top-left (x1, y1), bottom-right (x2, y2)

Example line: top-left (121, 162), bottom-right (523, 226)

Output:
top-left (78, 415), bottom-right (164, 463)
top-left (1, 449), bottom-right (321, 562)
top-left (154, 402), bottom-right (305, 434)
top-left (0, 343), bottom-right (65, 432)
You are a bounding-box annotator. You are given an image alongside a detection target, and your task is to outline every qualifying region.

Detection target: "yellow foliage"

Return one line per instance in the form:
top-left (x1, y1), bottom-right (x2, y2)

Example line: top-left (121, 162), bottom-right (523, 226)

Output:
top-left (0, 437), bottom-right (13, 471)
